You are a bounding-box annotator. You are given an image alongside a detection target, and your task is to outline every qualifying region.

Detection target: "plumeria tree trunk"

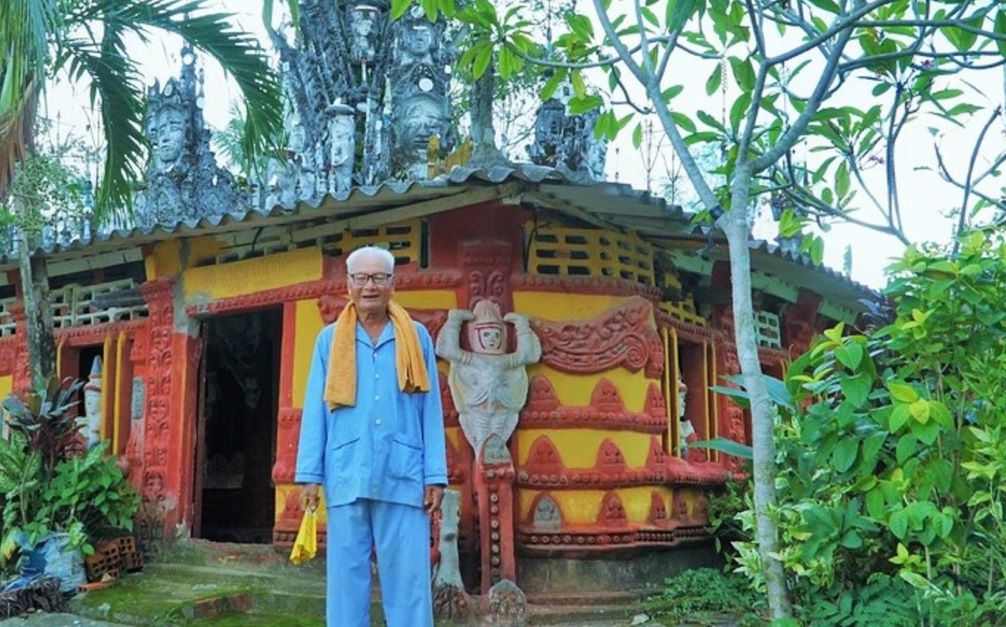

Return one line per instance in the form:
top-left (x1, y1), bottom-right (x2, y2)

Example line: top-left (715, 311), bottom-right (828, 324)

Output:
top-left (16, 231), bottom-right (55, 391)
top-left (722, 199), bottom-right (791, 617)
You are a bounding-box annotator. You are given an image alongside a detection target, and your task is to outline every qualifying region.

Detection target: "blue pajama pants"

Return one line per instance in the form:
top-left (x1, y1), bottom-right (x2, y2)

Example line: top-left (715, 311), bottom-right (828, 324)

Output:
top-left (325, 498), bottom-right (433, 627)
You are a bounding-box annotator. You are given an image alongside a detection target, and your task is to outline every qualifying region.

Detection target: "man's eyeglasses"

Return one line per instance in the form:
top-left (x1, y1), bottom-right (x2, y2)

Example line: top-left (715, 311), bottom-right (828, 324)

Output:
top-left (349, 272), bottom-right (393, 286)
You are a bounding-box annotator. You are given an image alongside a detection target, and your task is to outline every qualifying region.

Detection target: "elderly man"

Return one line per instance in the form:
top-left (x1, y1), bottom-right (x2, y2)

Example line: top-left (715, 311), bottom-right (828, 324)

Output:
top-left (295, 245), bottom-right (447, 627)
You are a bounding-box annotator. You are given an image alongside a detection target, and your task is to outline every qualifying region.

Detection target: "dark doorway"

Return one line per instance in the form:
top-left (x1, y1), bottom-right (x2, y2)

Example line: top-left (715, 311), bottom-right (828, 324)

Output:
top-left (196, 308), bottom-right (281, 543)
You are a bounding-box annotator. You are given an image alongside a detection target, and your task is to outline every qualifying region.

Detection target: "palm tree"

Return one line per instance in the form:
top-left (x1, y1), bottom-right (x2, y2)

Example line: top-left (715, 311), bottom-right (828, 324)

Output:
top-left (0, 0), bottom-right (283, 390)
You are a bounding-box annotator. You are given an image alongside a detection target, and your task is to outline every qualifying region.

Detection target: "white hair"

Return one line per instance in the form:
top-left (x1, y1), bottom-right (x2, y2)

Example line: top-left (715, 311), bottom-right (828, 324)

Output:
top-left (346, 246), bottom-right (395, 274)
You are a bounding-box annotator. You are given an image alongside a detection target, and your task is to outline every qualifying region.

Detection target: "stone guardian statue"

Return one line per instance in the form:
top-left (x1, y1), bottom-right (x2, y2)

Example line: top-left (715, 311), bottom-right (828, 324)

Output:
top-left (435, 301), bottom-right (541, 454)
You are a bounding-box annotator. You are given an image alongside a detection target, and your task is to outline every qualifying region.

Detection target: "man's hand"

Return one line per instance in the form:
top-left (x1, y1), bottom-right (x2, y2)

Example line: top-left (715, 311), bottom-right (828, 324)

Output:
top-left (424, 485), bottom-right (444, 514)
top-left (301, 483), bottom-right (321, 512)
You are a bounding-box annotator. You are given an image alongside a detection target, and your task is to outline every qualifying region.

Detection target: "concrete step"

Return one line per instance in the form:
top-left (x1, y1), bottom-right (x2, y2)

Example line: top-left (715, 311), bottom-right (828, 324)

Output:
top-left (527, 602), bottom-right (639, 625)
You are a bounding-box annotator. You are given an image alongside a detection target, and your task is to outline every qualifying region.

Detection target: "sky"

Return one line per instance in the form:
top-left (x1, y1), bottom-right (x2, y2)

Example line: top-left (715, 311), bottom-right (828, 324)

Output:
top-left (44, 1), bottom-right (1005, 290)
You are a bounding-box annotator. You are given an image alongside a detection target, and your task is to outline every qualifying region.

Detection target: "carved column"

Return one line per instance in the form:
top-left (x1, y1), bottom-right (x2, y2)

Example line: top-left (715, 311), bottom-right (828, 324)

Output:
top-left (137, 280), bottom-right (175, 552)
top-left (476, 435), bottom-right (518, 592)
top-left (459, 240), bottom-right (513, 313)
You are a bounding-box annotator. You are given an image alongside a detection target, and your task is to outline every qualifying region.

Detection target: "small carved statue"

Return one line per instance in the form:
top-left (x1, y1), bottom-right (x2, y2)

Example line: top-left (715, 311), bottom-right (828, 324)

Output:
top-left (435, 301), bottom-right (542, 454)
top-left (433, 489), bottom-right (471, 621)
top-left (326, 103), bottom-right (356, 193)
top-left (677, 377), bottom-right (704, 462)
top-left (81, 356), bottom-right (103, 450)
top-left (349, 4), bottom-right (380, 65)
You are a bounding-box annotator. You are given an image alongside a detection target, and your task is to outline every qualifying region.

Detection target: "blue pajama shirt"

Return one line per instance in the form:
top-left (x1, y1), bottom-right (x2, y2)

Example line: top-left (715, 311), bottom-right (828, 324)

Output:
top-left (295, 320), bottom-right (448, 627)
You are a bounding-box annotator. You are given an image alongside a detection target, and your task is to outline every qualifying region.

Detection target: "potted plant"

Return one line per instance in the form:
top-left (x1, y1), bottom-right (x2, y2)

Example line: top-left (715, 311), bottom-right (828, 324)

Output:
top-left (0, 378), bottom-right (139, 593)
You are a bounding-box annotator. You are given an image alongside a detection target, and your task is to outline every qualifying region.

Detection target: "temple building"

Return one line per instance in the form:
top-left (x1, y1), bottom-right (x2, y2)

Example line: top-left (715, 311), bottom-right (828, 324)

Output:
top-left (0, 0), bottom-right (871, 599)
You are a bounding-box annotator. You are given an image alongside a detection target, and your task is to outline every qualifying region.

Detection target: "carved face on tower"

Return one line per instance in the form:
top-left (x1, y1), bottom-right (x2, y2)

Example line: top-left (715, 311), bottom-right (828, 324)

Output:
top-left (397, 96), bottom-right (448, 153)
top-left (349, 5), bottom-right (379, 63)
top-left (149, 106), bottom-right (189, 171)
top-left (404, 21), bottom-right (434, 61)
top-left (328, 106), bottom-right (355, 168)
top-left (469, 300), bottom-right (506, 355)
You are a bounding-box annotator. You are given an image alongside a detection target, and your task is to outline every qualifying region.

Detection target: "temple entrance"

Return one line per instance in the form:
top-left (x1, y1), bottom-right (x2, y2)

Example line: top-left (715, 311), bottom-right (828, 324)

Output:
top-left (194, 308), bottom-right (282, 543)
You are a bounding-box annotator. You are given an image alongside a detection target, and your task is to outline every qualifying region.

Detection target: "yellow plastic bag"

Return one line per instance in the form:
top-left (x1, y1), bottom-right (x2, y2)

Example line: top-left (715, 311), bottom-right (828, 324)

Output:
top-left (289, 508), bottom-right (318, 565)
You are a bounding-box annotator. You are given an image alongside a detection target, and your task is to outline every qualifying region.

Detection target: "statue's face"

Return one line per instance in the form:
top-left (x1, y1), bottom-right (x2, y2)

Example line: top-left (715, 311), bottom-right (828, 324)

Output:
top-left (407, 25), bottom-right (433, 55)
top-left (153, 108), bottom-right (188, 165)
top-left (476, 326), bottom-right (503, 354)
top-left (401, 101), bottom-right (444, 150)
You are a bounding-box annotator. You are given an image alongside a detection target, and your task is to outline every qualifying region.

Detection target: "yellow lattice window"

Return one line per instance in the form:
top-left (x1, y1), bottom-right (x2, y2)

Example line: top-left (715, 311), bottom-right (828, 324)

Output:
top-left (320, 220), bottom-right (421, 267)
top-left (661, 328), bottom-right (718, 460)
top-left (659, 296), bottom-right (706, 327)
top-left (525, 223), bottom-right (654, 285)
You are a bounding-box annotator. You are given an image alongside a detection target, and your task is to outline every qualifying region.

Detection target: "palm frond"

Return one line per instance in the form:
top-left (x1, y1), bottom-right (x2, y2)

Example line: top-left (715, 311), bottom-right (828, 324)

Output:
top-left (0, 0), bottom-right (60, 200)
top-left (56, 29), bottom-right (146, 220)
top-left (74, 0), bottom-right (283, 181)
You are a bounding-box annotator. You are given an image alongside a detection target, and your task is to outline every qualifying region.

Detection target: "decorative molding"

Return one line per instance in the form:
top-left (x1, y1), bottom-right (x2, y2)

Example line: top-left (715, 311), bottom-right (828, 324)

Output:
top-left (655, 309), bottom-right (716, 342)
top-left (531, 297), bottom-right (663, 376)
top-left (54, 319), bottom-right (147, 348)
top-left (512, 275), bottom-right (661, 300)
top-left (515, 525), bottom-right (709, 554)
top-left (520, 377), bottom-right (666, 433)
top-left (518, 433), bottom-right (732, 489)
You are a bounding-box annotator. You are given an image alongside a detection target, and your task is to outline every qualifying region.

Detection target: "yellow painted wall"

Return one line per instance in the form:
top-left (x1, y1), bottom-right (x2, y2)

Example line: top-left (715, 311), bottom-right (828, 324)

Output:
top-left (519, 486), bottom-right (674, 524)
top-left (517, 429), bottom-right (652, 468)
top-left (513, 292), bottom-right (635, 320)
top-left (394, 289), bottom-right (456, 310)
top-left (292, 299), bottom-right (325, 409)
top-left (525, 365), bottom-right (655, 412)
top-left (184, 248), bottom-right (323, 301)
top-left (0, 375), bottom-right (12, 402)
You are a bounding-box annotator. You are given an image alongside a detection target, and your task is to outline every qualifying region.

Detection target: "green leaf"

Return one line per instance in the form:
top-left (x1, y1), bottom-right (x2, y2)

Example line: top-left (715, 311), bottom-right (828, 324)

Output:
top-left (997, 11), bottom-right (1006, 57)
top-left (909, 399), bottom-right (930, 424)
top-left (728, 56), bottom-right (755, 91)
top-left (661, 85), bottom-right (684, 102)
top-left (689, 437), bottom-right (753, 459)
top-left (889, 509), bottom-right (909, 539)
top-left (888, 382), bottom-right (918, 403)
top-left (568, 95), bottom-right (603, 114)
top-left (834, 343), bottom-right (864, 371)
top-left (472, 42), bottom-right (493, 79)
top-left (835, 161), bottom-right (850, 198)
top-left (640, 6), bottom-right (659, 27)
top-left (666, 0), bottom-right (698, 32)
top-left (866, 488), bottom-right (886, 519)
top-left (632, 123), bottom-right (643, 149)
top-left (705, 65), bottom-right (722, 96)
top-left (841, 374), bottom-right (872, 408)
top-left (571, 69), bottom-right (586, 99)
top-left (541, 69), bottom-right (567, 101)
top-left (832, 438), bottom-right (858, 473)
top-left (670, 112), bottom-right (696, 133)
top-left (896, 434), bottom-right (918, 464)
top-left (889, 404), bottom-right (911, 432)
top-left (391, 0), bottom-right (413, 19)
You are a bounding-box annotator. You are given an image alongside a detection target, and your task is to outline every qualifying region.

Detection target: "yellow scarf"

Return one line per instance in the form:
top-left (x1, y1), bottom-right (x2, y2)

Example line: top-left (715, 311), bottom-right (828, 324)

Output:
top-left (324, 300), bottom-right (430, 409)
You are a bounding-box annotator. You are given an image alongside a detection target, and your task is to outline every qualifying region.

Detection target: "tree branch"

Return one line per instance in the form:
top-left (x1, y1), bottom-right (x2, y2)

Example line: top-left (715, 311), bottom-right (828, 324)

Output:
top-left (751, 24), bottom-right (854, 172)
top-left (590, 0), bottom-right (722, 216)
top-left (954, 106), bottom-right (1002, 243)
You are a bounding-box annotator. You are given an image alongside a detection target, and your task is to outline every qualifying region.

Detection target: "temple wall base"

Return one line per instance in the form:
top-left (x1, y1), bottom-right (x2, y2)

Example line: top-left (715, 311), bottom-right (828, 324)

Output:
top-left (517, 541), bottom-right (721, 593)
